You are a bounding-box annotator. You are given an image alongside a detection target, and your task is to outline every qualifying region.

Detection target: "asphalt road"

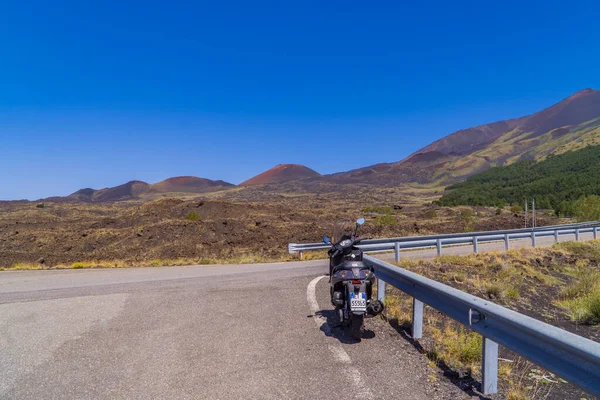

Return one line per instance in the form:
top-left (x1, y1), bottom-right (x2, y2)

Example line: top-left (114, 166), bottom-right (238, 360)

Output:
top-left (1, 259), bottom-right (467, 400)
top-left (0, 232), bottom-right (591, 399)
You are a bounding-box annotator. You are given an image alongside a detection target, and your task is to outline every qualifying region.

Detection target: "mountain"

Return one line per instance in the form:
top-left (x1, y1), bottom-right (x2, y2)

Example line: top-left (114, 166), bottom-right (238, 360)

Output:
top-left (68, 181), bottom-right (151, 202)
top-left (328, 89), bottom-right (600, 186)
top-left (60, 176), bottom-right (234, 203)
top-left (239, 164), bottom-right (322, 186)
top-left (150, 176), bottom-right (234, 193)
top-left (37, 88), bottom-right (600, 202)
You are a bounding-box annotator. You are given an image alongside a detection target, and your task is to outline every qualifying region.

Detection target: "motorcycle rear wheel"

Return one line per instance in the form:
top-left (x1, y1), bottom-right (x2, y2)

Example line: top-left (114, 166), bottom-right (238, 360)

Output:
top-left (349, 314), bottom-right (364, 340)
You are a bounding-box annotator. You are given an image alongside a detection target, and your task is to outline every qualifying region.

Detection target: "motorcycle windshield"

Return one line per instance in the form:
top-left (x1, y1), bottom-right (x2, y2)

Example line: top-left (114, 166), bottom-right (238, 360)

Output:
top-left (333, 218), bottom-right (355, 244)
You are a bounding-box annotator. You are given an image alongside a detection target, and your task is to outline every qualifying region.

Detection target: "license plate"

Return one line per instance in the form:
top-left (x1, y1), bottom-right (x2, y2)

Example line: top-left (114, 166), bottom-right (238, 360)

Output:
top-left (350, 293), bottom-right (367, 310)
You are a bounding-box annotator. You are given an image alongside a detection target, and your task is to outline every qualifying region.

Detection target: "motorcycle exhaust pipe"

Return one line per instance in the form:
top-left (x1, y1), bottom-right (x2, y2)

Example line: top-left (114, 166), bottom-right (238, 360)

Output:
top-left (368, 300), bottom-right (384, 315)
top-left (333, 291), bottom-right (344, 306)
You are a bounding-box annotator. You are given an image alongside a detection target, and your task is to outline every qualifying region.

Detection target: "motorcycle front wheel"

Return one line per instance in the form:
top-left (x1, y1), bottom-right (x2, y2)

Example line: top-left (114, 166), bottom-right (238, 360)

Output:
top-left (349, 313), bottom-right (364, 340)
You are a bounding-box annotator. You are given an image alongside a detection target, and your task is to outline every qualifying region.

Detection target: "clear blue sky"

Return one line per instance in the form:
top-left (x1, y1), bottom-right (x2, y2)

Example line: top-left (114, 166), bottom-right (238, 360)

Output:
top-left (2, 1), bottom-right (599, 200)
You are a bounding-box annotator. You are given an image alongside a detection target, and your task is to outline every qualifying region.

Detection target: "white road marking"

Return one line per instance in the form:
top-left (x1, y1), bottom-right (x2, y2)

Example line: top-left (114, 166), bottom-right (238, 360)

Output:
top-left (307, 276), bottom-right (374, 399)
top-left (307, 275), bottom-right (329, 332)
top-left (328, 344), bottom-right (351, 363)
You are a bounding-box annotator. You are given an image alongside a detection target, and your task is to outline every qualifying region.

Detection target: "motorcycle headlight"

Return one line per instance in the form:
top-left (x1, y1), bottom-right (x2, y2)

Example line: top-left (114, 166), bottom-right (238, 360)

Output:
top-left (340, 239), bottom-right (353, 247)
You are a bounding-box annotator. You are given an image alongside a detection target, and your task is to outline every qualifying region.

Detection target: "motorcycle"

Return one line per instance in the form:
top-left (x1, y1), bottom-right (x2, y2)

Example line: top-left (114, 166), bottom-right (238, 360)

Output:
top-left (323, 218), bottom-right (384, 340)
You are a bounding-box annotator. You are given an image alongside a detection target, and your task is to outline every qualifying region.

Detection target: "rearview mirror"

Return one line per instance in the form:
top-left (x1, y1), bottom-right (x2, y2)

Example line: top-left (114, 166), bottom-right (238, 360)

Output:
top-left (323, 236), bottom-right (331, 244)
top-left (356, 218), bottom-right (365, 226)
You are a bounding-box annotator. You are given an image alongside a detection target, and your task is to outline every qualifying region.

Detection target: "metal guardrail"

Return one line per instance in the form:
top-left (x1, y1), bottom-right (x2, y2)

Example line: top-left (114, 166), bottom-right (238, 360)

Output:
top-left (367, 255), bottom-right (600, 396)
top-left (289, 222), bottom-right (600, 260)
top-left (290, 222), bottom-right (600, 395)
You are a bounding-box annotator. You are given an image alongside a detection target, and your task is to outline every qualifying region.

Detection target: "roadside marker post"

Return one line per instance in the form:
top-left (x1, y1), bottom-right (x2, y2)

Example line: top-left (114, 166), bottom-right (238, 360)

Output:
top-left (412, 298), bottom-right (423, 339)
top-left (394, 242), bottom-right (400, 262)
top-left (482, 338), bottom-right (499, 395)
top-left (473, 236), bottom-right (479, 254)
top-left (436, 239), bottom-right (442, 256)
top-left (504, 234), bottom-right (510, 251)
top-left (377, 278), bottom-right (386, 304)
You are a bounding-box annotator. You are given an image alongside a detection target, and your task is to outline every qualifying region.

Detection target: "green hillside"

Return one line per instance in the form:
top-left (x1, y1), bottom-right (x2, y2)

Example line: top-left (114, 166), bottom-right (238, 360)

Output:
top-left (437, 145), bottom-right (600, 216)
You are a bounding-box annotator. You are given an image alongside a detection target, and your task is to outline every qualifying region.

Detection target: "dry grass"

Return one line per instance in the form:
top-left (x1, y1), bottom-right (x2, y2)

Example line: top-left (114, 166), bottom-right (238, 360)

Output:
top-left (363, 205), bottom-right (396, 214)
top-left (183, 211), bottom-right (201, 221)
top-left (374, 214), bottom-right (397, 226)
top-left (383, 293), bottom-right (484, 379)
top-left (0, 193), bottom-right (563, 270)
top-left (428, 324), bottom-right (482, 373)
top-left (9, 263), bottom-right (45, 271)
top-left (4, 252), bottom-right (298, 271)
top-left (384, 291), bottom-right (560, 399)
top-left (381, 240), bottom-right (600, 398)
top-left (501, 358), bottom-right (558, 400)
top-left (557, 269), bottom-right (600, 324)
top-left (302, 250), bottom-right (328, 261)
top-left (394, 245), bottom-right (583, 304)
top-left (555, 240), bottom-right (600, 262)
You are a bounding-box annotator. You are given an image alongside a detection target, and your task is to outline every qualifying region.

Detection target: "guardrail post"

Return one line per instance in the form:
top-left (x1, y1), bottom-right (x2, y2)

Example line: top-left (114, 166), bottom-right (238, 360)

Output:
top-left (412, 298), bottom-right (423, 339)
top-left (473, 237), bottom-right (479, 254)
top-left (436, 239), bottom-right (442, 256)
top-left (576, 229), bottom-right (580, 242)
top-left (394, 242), bottom-right (400, 262)
top-left (504, 234), bottom-right (510, 251)
top-left (554, 230), bottom-right (559, 243)
top-left (595, 227), bottom-right (598, 240)
top-left (531, 231), bottom-right (536, 248)
top-left (377, 278), bottom-right (386, 304)
top-left (299, 251), bottom-right (303, 260)
top-left (482, 337), bottom-right (499, 394)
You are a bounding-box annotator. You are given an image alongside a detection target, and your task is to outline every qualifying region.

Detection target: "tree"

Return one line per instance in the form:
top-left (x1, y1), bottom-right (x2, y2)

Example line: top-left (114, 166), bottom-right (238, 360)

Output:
top-left (574, 195), bottom-right (600, 222)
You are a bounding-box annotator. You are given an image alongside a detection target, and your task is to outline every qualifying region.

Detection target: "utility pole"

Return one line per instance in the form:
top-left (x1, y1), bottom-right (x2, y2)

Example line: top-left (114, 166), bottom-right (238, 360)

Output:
top-left (532, 199), bottom-right (536, 228)
top-left (525, 200), bottom-right (528, 228)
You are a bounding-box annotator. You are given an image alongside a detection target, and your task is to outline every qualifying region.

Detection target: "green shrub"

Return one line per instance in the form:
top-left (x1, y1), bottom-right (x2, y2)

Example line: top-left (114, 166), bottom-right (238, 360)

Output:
top-left (363, 206), bottom-right (395, 215)
top-left (555, 241), bottom-right (600, 263)
top-left (485, 283), bottom-right (504, 299)
top-left (460, 209), bottom-right (474, 219)
top-left (574, 195), bottom-right (600, 222)
top-left (375, 214), bottom-right (396, 226)
top-left (184, 212), bottom-right (201, 221)
top-left (423, 209), bottom-right (437, 219)
top-left (432, 325), bottom-right (483, 368)
top-left (561, 291), bottom-right (600, 324)
top-left (451, 272), bottom-right (466, 282)
top-left (36, 203), bottom-right (45, 209)
top-left (560, 270), bottom-right (600, 299)
top-left (459, 209), bottom-right (476, 232)
top-left (510, 203), bottom-right (524, 213)
top-left (453, 329), bottom-right (483, 364)
top-left (506, 287), bottom-right (521, 299)
top-left (558, 268), bottom-right (600, 324)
